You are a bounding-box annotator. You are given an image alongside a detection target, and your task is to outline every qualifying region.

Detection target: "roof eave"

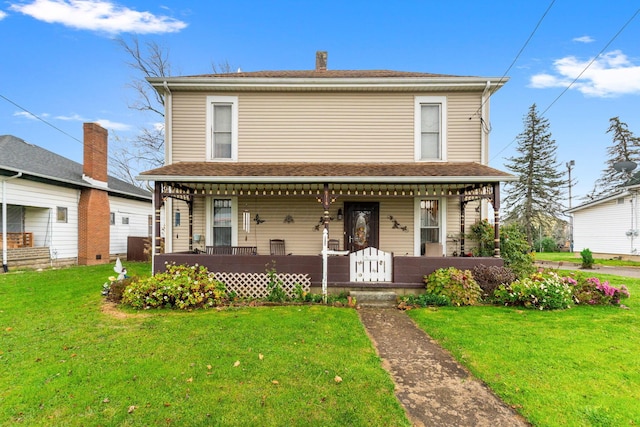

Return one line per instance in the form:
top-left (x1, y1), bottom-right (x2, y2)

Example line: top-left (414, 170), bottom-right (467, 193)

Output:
top-left (2, 165), bottom-right (151, 201)
top-left (148, 76), bottom-right (508, 92)
top-left (136, 175), bottom-right (516, 184)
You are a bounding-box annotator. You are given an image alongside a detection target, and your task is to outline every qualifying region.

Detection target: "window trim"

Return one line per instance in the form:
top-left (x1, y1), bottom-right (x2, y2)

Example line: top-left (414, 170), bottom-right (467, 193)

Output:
top-left (414, 96), bottom-right (447, 161)
top-left (206, 95), bottom-right (238, 161)
top-left (414, 198), bottom-right (447, 256)
top-left (56, 207), bottom-right (68, 223)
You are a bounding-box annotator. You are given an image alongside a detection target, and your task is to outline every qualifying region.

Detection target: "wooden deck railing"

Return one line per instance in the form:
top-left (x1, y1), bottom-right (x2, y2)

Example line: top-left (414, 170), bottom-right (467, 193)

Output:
top-left (0, 232), bottom-right (33, 249)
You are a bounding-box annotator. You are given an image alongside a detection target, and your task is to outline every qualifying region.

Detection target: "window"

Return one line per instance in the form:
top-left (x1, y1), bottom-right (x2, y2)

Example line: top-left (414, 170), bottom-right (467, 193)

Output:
top-left (148, 215), bottom-right (153, 237)
top-left (110, 212), bottom-right (115, 225)
top-left (56, 207), bottom-right (68, 223)
top-left (415, 96), bottom-right (446, 161)
top-left (122, 217), bottom-right (129, 225)
top-left (419, 200), bottom-right (440, 254)
top-left (206, 96), bottom-right (238, 161)
top-left (213, 199), bottom-right (232, 246)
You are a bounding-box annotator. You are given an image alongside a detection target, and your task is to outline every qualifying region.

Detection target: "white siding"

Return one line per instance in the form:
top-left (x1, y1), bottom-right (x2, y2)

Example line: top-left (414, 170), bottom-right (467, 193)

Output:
top-left (573, 196), bottom-right (638, 255)
top-left (5, 178), bottom-right (79, 259)
top-left (109, 196), bottom-right (153, 256)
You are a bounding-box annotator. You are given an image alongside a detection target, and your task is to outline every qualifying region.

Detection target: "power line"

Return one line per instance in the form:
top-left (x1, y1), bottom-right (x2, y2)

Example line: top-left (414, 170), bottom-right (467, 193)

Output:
top-left (491, 6), bottom-right (640, 163)
top-left (0, 93), bottom-right (83, 144)
top-left (540, 7), bottom-right (640, 117)
top-left (0, 91), bottom-right (125, 166)
top-left (471, 0), bottom-right (556, 119)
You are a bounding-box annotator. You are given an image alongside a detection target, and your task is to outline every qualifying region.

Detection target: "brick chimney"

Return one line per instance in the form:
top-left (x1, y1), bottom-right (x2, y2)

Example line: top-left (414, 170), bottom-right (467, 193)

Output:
top-left (316, 51), bottom-right (327, 71)
top-left (78, 123), bottom-right (110, 265)
top-left (83, 122), bottom-right (108, 182)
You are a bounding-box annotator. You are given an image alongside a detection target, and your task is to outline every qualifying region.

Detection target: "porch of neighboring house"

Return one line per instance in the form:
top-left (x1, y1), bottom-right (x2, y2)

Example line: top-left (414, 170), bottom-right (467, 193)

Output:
top-left (149, 176), bottom-right (506, 297)
top-left (1, 205), bottom-right (57, 270)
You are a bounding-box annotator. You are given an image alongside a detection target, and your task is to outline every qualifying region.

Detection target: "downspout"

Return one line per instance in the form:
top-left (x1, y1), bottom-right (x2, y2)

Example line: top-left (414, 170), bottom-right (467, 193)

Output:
top-left (480, 80), bottom-right (491, 221)
top-left (480, 80), bottom-right (491, 165)
top-left (163, 81), bottom-right (173, 254)
top-left (2, 172), bottom-right (23, 272)
top-left (163, 81), bottom-right (172, 165)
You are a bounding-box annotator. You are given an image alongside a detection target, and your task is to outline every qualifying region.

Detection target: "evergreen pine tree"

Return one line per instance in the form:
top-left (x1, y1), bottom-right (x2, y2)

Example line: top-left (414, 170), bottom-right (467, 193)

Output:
top-left (590, 117), bottom-right (640, 198)
top-left (503, 104), bottom-right (566, 245)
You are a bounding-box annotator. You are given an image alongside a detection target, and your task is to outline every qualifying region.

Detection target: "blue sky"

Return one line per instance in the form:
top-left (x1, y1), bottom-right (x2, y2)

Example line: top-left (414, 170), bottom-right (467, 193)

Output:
top-left (1, 1), bottom-right (639, 201)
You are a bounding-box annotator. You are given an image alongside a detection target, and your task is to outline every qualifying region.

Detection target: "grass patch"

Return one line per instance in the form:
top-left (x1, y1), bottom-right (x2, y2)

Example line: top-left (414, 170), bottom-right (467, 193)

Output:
top-left (407, 271), bottom-right (640, 426)
top-left (0, 263), bottom-right (409, 426)
top-left (533, 251), bottom-right (640, 267)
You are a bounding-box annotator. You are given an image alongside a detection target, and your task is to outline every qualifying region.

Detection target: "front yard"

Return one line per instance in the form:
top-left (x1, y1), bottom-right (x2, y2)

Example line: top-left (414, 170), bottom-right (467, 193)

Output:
top-left (1, 262), bottom-right (639, 426)
top-left (0, 263), bottom-right (408, 426)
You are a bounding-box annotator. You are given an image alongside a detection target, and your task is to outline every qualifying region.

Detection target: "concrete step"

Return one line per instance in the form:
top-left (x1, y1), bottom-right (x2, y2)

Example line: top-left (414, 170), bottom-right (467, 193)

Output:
top-left (349, 290), bottom-right (397, 308)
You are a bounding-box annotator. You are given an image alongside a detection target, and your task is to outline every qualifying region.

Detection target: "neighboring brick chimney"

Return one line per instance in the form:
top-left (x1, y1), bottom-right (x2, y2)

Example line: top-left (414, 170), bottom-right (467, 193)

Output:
top-left (316, 51), bottom-right (327, 71)
top-left (78, 123), bottom-right (110, 265)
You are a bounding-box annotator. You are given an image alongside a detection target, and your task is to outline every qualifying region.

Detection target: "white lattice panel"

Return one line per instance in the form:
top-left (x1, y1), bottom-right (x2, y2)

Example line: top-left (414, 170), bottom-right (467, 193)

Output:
top-left (214, 272), bottom-right (311, 299)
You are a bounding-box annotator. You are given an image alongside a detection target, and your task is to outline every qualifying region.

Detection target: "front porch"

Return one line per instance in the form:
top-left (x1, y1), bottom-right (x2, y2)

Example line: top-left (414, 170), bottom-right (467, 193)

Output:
top-left (153, 252), bottom-right (504, 295)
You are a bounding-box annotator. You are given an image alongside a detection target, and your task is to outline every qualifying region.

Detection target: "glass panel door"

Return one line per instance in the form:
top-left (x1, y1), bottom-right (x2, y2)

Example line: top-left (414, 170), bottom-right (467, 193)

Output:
top-left (344, 202), bottom-right (379, 252)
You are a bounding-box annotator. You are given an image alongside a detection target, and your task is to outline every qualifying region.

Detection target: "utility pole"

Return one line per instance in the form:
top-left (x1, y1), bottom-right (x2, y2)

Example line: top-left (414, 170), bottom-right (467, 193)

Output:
top-left (566, 160), bottom-right (574, 252)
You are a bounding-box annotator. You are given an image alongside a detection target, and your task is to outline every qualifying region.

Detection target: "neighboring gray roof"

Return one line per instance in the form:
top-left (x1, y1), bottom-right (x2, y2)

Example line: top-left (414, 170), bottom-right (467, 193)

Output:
top-left (0, 135), bottom-right (151, 201)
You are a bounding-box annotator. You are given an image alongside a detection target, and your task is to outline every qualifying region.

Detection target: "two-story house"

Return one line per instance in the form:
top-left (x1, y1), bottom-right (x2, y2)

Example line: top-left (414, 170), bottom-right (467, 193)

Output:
top-left (139, 52), bottom-right (513, 294)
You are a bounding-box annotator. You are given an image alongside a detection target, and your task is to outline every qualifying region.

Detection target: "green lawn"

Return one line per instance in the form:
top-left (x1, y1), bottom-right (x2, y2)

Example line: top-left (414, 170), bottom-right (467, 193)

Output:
top-left (408, 271), bottom-right (640, 426)
top-left (533, 251), bottom-right (640, 267)
top-left (0, 263), bottom-right (409, 427)
top-left (3, 263), bottom-right (640, 426)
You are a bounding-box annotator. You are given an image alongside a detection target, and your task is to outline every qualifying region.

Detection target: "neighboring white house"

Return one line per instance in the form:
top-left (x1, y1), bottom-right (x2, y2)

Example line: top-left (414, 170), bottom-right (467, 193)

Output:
top-left (0, 123), bottom-right (152, 270)
top-left (568, 187), bottom-right (640, 257)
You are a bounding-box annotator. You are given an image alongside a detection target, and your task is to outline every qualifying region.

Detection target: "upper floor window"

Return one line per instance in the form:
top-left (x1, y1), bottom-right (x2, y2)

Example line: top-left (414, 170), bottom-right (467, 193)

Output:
top-left (415, 96), bottom-right (447, 161)
top-left (206, 96), bottom-right (238, 161)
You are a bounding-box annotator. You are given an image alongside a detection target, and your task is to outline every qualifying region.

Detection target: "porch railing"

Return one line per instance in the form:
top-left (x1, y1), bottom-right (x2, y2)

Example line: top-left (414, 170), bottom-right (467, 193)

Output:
top-left (0, 232), bottom-right (33, 249)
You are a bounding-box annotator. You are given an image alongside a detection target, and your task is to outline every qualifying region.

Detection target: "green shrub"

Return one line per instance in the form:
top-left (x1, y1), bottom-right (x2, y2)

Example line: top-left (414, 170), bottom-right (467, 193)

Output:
top-left (500, 223), bottom-right (536, 278)
top-left (534, 236), bottom-right (559, 252)
top-left (467, 220), bottom-right (535, 279)
top-left (494, 271), bottom-right (573, 310)
top-left (471, 264), bottom-right (517, 300)
top-left (565, 273), bottom-right (630, 306)
top-left (469, 220), bottom-right (495, 257)
top-left (101, 276), bottom-right (136, 303)
top-left (121, 263), bottom-right (227, 309)
top-left (398, 293), bottom-right (451, 308)
top-left (423, 267), bottom-right (482, 306)
top-left (265, 264), bottom-right (287, 302)
top-left (580, 248), bottom-right (595, 269)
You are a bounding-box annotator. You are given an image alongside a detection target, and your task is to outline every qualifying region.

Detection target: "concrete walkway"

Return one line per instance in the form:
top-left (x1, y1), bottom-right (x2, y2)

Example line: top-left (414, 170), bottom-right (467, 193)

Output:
top-left (359, 308), bottom-right (530, 427)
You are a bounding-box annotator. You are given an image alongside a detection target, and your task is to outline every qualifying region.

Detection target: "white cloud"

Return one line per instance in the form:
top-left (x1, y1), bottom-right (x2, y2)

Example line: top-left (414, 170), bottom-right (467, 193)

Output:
top-left (56, 113), bottom-right (131, 131)
top-left (9, 0), bottom-right (187, 34)
top-left (529, 50), bottom-right (640, 97)
top-left (0, 10), bottom-right (8, 20)
top-left (95, 119), bottom-right (131, 131)
top-left (573, 35), bottom-right (594, 43)
top-left (13, 111), bottom-right (49, 120)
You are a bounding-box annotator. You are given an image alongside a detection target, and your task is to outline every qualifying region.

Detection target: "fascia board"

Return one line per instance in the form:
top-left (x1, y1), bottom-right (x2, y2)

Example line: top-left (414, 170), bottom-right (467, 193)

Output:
top-left (136, 174), bottom-right (516, 184)
top-left (148, 77), bottom-right (508, 92)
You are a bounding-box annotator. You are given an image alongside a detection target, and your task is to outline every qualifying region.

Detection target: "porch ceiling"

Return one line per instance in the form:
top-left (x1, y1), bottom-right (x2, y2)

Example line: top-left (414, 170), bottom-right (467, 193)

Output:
top-left (139, 161), bottom-right (514, 184)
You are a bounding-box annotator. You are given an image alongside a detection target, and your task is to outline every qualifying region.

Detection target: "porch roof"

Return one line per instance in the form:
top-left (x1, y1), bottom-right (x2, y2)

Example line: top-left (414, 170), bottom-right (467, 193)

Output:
top-left (138, 161), bottom-right (515, 184)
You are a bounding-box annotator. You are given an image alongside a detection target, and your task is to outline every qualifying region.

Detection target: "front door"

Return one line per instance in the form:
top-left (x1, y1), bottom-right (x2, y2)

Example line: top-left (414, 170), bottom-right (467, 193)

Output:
top-left (344, 202), bottom-right (379, 252)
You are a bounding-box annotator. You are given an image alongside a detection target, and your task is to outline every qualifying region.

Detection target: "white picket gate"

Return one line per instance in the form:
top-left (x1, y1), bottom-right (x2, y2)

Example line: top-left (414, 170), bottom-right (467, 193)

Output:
top-left (349, 247), bottom-right (392, 282)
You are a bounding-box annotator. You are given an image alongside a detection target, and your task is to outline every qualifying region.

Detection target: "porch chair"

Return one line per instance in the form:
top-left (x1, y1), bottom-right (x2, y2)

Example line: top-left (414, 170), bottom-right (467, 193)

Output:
top-left (328, 239), bottom-right (340, 251)
top-left (270, 239), bottom-right (287, 255)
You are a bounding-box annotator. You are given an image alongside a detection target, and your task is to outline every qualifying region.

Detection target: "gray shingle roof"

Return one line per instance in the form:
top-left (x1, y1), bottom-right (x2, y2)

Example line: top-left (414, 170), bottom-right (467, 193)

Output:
top-left (0, 135), bottom-right (151, 200)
